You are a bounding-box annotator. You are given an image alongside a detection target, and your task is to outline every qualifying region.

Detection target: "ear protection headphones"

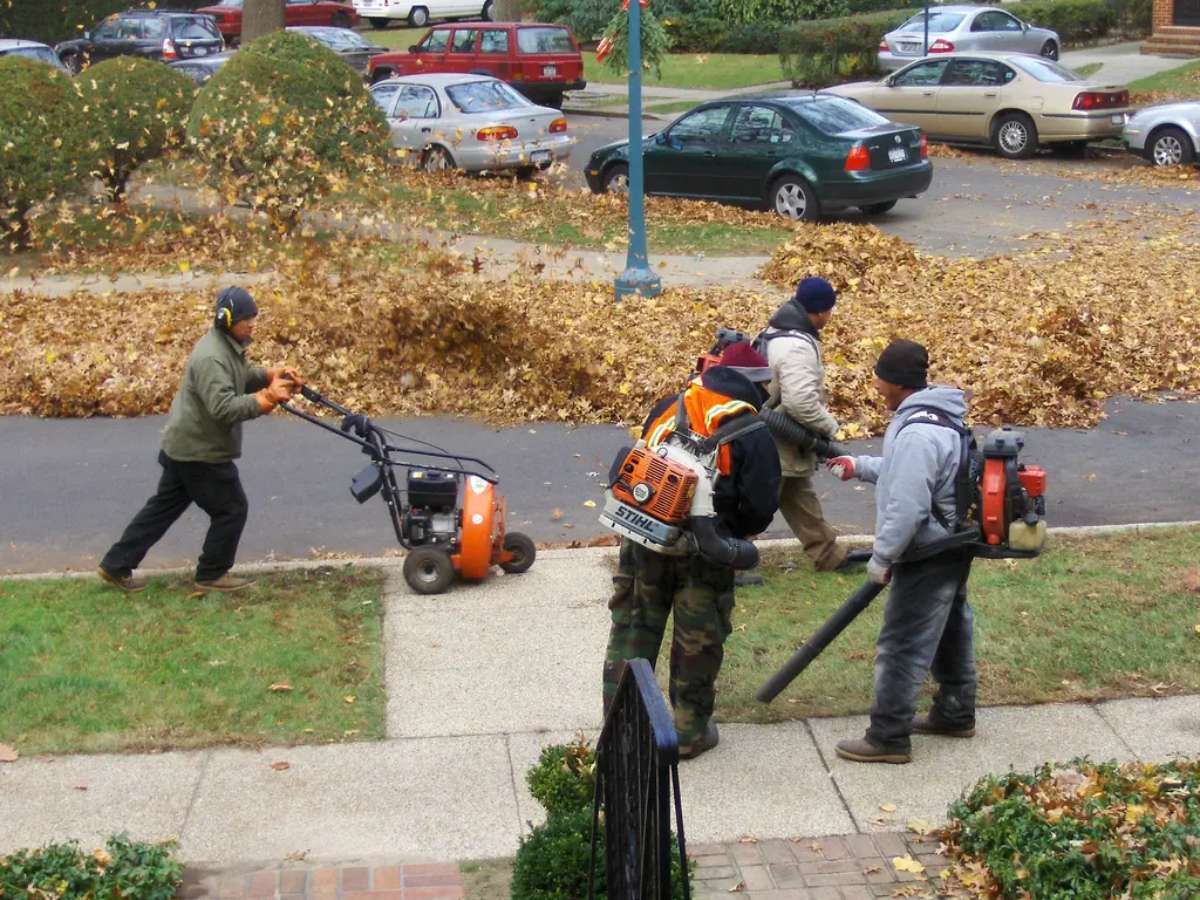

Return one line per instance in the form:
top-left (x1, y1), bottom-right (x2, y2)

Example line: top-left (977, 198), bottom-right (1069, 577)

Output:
top-left (215, 291), bottom-right (234, 331)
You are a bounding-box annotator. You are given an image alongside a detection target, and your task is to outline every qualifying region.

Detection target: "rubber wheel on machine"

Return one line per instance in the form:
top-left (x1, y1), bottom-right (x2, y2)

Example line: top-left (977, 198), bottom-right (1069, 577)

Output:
top-left (500, 532), bottom-right (536, 574)
top-left (404, 546), bottom-right (456, 594)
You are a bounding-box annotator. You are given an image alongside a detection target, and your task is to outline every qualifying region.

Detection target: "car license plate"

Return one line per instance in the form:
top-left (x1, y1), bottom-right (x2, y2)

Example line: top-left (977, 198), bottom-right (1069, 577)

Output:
top-left (1111, 113), bottom-right (1124, 124)
top-left (530, 149), bottom-right (552, 165)
top-left (899, 42), bottom-right (920, 52)
top-left (195, 46), bottom-right (208, 56)
top-left (888, 146), bottom-right (907, 163)
top-left (542, 65), bottom-right (557, 77)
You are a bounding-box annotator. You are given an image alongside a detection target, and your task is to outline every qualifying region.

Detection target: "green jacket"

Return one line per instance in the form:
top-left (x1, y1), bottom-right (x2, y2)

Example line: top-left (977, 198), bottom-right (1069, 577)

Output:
top-left (160, 327), bottom-right (269, 464)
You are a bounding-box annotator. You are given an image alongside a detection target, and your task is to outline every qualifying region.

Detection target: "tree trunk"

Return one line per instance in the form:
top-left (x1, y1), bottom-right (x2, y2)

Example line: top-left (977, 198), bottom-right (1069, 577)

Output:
top-left (242, 0), bottom-right (285, 45)
top-left (494, 0), bottom-right (524, 21)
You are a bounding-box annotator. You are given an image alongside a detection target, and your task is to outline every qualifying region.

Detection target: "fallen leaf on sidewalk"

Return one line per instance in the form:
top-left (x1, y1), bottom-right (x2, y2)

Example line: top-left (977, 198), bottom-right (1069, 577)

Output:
top-left (880, 803), bottom-right (897, 813)
top-left (582, 499), bottom-right (597, 508)
top-left (892, 854), bottom-right (926, 875)
top-left (285, 850), bottom-right (309, 862)
top-left (0, 744), bottom-right (18, 763)
top-left (737, 835), bottom-right (759, 844)
top-left (268, 682), bottom-right (292, 693)
top-left (727, 881), bottom-right (745, 893)
top-left (906, 818), bottom-right (936, 836)
top-left (270, 761), bottom-right (290, 771)
top-left (551, 508), bottom-right (564, 521)
top-left (73, 782), bottom-right (88, 791)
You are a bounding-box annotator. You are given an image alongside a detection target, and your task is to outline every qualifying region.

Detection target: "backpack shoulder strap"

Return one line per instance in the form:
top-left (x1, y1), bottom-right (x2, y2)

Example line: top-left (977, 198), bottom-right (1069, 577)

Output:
top-left (895, 406), bottom-right (974, 530)
top-left (696, 416), bottom-right (767, 456)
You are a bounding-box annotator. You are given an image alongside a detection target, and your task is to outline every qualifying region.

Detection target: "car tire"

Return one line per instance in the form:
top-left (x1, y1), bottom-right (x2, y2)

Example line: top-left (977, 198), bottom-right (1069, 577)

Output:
top-left (408, 6), bottom-right (430, 27)
top-left (544, 91), bottom-right (565, 110)
top-left (1051, 140), bottom-right (1088, 157)
top-left (499, 532), bottom-right (536, 574)
top-left (330, 11), bottom-right (351, 27)
top-left (515, 165), bottom-right (538, 180)
top-left (601, 162), bottom-right (629, 194)
top-left (422, 145), bottom-right (455, 173)
top-left (62, 52), bottom-right (84, 74)
top-left (370, 68), bottom-right (393, 84)
top-left (859, 200), bottom-right (897, 216)
top-left (368, 17), bottom-right (390, 29)
top-left (482, 0), bottom-right (495, 20)
top-left (770, 174), bottom-right (820, 221)
top-left (1039, 40), bottom-right (1058, 60)
top-left (993, 111), bottom-right (1038, 160)
top-left (403, 546), bottom-right (456, 595)
top-left (1146, 125), bottom-right (1195, 167)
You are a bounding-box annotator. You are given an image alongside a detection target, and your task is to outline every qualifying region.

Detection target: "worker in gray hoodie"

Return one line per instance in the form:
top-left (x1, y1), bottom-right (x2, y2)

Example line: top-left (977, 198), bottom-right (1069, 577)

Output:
top-left (824, 339), bottom-right (976, 764)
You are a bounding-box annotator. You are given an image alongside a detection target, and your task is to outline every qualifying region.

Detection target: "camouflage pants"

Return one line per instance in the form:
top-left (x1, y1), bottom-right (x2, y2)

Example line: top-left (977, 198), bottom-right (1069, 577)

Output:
top-left (602, 540), bottom-right (735, 751)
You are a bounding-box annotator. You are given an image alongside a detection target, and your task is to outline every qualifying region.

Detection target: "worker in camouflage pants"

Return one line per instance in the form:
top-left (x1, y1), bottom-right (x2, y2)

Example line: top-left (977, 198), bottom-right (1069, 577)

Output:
top-left (602, 348), bottom-right (781, 760)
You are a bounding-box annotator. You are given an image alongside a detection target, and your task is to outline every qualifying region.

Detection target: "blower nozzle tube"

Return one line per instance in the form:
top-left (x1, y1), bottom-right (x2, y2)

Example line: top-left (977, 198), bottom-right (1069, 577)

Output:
top-left (689, 516), bottom-right (759, 570)
top-left (756, 580), bottom-right (886, 703)
top-left (759, 408), bottom-right (846, 461)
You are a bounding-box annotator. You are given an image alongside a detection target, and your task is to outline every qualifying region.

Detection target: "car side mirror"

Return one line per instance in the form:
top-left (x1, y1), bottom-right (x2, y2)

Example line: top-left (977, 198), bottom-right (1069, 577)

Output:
top-left (409, 44), bottom-right (420, 52)
top-left (654, 131), bottom-right (667, 145)
top-left (1022, 22), bottom-right (1030, 31)
top-left (885, 75), bottom-right (896, 87)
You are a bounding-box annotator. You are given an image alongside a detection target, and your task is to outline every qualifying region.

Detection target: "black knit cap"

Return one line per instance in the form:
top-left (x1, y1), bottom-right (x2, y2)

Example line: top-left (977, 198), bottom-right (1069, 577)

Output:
top-left (874, 339), bottom-right (929, 389)
top-left (215, 286), bottom-right (258, 328)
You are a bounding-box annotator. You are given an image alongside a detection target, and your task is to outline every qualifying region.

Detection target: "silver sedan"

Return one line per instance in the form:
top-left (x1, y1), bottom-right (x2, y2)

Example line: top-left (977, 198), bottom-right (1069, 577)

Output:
top-left (879, 5), bottom-right (1060, 71)
top-left (1122, 101), bottom-right (1200, 167)
top-left (369, 73), bottom-right (573, 175)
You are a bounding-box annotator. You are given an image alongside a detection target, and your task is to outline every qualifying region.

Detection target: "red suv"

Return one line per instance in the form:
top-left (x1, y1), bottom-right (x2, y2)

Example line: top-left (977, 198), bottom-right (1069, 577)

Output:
top-left (367, 22), bottom-right (585, 109)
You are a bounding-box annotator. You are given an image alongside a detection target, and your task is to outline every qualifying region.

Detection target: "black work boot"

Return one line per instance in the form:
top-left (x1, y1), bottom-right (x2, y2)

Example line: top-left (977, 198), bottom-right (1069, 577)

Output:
top-left (679, 722), bottom-right (719, 760)
top-left (912, 713), bottom-right (975, 738)
top-left (833, 548), bottom-right (873, 573)
top-left (835, 735), bottom-right (911, 764)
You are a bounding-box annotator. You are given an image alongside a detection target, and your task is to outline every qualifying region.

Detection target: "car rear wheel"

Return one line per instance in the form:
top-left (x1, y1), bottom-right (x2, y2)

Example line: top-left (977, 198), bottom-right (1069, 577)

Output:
top-left (771, 175), bottom-right (819, 221)
top-left (859, 200), bottom-right (897, 216)
top-left (330, 11), bottom-right (351, 27)
top-left (370, 68), bottom-right (393, 84)
top-left (993, 112), bottom-right (1038, 160)
top-left (1039, 40), bottom-right (1058, 60)
top-left (368, 17), bottom-right (390, 29)
top-left (482, 0), bottom-right (495, 20)
top-left (422, 145), bottom-right (455, 173)
top-left (408, 6), bottom-right (429, 27)
top-left (601, 162), bottom-right (629, 194)
top-left (1147, 126), bottom-right (1195, 167)
top-left (62, 52), bottom-right (84, 74)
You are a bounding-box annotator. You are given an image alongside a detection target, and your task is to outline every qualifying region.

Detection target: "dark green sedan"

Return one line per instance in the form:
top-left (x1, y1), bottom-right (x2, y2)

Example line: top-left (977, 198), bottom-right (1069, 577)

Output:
top-left (584, 93), bottom-right (933, 220)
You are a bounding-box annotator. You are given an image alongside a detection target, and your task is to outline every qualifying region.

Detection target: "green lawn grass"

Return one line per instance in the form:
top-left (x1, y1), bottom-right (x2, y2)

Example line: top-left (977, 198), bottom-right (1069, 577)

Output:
top-left (653, 529), bottom-right (1200, 724)
top-left (1128, 59), bottom-right (1200, 95)
top-left (362, 24), bottom-right (428, 51)
top-left (1073, 62), bottom-right (1103, 79)
top-left (584, 53), bottom-right (785, 91)
top-left (0, 568), bottom-right (386, 756)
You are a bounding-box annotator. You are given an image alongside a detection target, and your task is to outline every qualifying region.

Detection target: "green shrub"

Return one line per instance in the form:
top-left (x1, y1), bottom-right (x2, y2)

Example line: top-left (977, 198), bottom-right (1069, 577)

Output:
top-left (0, 56), bottom-right (89, 248)
top-left (779, 9), bottom-right (910, 87)
top-left (720, 0), bottom-right (849, 23)
top-left (1109, 0), bottom-right (1153, 36)
top-left (946, 759), bottom-right (1200, 898)
top-left (527, 738), bottom-right (597, 819)
top-left (0, 0), bottom-right (212, 45)
top-left (187, 30), bottom-right (389, 230)
top-left (714, 22), bottom-right (786, 53)
top-left (0, 834), bottom-right (183, 900)
top-left (77, 57), bottom-right (195, 201)
top-left (1007, 0), bottom-right (1117, 46)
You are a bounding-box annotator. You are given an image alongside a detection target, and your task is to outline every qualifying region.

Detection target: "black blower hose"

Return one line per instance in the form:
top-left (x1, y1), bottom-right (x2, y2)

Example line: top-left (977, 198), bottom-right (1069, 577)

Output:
top-left (689, 516), bottom-right (759, 570)
top-left (758, 408), bottom-right (847, 460)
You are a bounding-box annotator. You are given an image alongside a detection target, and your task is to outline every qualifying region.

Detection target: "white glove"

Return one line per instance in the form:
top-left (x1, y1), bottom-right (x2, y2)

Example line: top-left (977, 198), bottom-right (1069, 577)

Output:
top-left (827, 456), bottom-right (856, 482)
top-left (867, 556), bottom-right (892, 586)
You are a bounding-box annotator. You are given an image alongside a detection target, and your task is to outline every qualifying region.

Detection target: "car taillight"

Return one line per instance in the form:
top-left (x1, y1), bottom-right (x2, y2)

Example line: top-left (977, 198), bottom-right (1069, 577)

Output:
top-left (549, 118), bottom-right (567, 134)
top-left (477, 125), bottom-right (518, 141)
top-left (844, 144), bottom-right (870, 172)
top-left (162, 38), bottom-right (177, 60)
top-left (928, 38), bottom-right (954, 53)
top-left (920, 133), bottom-right (928, 159)
top-left (879, 39), bottom-right (888, 51)
top-left (1072, 91), bottom-right (1128, 111)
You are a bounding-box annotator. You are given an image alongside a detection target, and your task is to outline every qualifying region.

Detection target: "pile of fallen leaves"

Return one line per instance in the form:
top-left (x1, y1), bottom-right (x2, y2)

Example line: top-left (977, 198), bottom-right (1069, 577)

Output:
top-left (942, 759), bottom-right (1200, 898)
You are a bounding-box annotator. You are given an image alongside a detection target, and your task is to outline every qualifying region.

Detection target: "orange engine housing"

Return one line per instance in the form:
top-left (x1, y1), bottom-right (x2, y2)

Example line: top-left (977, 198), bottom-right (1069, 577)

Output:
top-left (1019, 465), bottom-right (1046, 498)
top-left (980, 458), bottom-right (1008, 546)
top-left (611, 447), bottom-right (698, 525)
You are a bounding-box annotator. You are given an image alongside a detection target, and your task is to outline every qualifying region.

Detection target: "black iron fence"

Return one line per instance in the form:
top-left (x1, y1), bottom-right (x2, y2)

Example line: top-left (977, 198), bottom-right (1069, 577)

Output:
top-left (589, 658), bottom-right (690, 900)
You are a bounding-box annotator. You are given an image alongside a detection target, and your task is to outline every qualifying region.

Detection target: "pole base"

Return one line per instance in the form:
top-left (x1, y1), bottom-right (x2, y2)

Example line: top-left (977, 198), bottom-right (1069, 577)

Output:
top-left (614, 266), bottom-right (662, 300)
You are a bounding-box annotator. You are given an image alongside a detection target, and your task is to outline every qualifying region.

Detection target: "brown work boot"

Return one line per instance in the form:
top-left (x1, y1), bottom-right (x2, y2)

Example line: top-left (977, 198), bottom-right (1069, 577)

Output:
top-left (835, 736), bottom-right (911, 764)
top-left (97, 566), bottom-right (147, 593)
top-left (194, 573), bottom-right (256, 593)
top-left (912, 714), bottom-right (975, 738)
top-left (679, 722), bottom-right (719, 761)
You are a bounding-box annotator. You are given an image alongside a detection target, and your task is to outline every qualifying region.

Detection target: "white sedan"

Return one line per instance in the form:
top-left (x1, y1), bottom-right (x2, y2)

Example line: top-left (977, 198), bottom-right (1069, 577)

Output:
top-left (368, 72), bottom-right (573, 175)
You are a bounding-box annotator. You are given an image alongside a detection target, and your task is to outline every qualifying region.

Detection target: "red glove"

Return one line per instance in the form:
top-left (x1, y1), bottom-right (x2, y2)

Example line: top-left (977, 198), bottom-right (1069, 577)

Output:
top-left (827, 456), bottom-right (856, 481)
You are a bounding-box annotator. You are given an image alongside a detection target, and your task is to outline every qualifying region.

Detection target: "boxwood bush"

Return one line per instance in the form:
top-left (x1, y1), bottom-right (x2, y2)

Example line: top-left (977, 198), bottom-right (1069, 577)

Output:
top-left (77, 57), bottom-right (195, 201)
top-left (0, 834), bottom-right (183, 899)
top-left (187, 30), bottom-right (389, 230)
top-left (0, 56), bottom-right (89, 248)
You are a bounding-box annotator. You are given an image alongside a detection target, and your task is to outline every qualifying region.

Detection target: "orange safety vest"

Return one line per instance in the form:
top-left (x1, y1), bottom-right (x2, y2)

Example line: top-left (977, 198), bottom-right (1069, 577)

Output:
top-left (641, 379), bottom-right (758, 477)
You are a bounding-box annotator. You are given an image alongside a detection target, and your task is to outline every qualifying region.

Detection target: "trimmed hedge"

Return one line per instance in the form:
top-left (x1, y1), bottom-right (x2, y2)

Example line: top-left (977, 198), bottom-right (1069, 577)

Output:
top-left (78, 57), bottom-right (195, 201)
top-left (0, 834), bottom-right (183, 900)
top-left (0, 0), bottom-right (211, 45)
top-left (188, 30), bottom-right (389, 230)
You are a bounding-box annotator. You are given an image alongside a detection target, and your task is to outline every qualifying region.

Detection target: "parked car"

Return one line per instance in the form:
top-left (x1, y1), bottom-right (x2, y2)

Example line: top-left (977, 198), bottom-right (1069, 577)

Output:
top-left (288, 26), bottom-right (384, 76)
top-left (0, 39), bottom-right (70, 72)
top-left (368, 72), bottom-right (572, 174)
top-left (585, 94), bottom-right (932, 221)
top-left (197, 0), bottom-right (358, 44)
top-left (55, 9), bottom-right (224, 72)
top-left (168, 50), bottom-right (235, 84)
top-left (879, 5), bottom-right (1060, 71)
top-left (367, 22), bottom-right (585, 109)
top-left (354, 0), bottom-right (494, 29)
top-left (829, 52), bottom-right (1130, 160)
top-left (1122, 101), bottom-right (1200, 167)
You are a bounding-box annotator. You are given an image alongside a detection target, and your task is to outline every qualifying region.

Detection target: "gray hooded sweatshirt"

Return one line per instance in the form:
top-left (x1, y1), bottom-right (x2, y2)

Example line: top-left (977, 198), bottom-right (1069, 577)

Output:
top-left (851, 386), bottom-right (968, 567)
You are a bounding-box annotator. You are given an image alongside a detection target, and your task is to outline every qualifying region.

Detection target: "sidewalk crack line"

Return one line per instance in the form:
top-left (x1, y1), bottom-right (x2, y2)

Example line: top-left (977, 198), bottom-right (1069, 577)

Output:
top-left (804, 719), bottom-right (861, 833)
top-left (179, 750), bottom-right (213, 844)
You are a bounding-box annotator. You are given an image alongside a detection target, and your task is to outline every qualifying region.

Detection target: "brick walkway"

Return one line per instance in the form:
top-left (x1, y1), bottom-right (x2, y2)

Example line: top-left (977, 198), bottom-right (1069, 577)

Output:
top-left (690, 832), bottom-right (952, 900)
top-left (180, 861), bottom-right (464, 899)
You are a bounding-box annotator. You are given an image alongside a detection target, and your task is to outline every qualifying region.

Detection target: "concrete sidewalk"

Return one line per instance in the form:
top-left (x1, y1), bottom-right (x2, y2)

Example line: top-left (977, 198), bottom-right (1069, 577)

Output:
top-left (2, 551), bottom-right (1198, 873)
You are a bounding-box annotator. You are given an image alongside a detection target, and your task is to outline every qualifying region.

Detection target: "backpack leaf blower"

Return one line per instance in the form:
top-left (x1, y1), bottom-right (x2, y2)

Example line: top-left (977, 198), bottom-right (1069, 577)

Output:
top-left (756, 425), bottom-right (1047, 703)
top-left (281, 385), bottom-right (535, 595)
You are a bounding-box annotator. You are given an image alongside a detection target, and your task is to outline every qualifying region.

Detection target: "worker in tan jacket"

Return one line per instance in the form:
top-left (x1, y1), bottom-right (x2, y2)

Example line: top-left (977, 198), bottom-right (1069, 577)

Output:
top-left (758, 277), bottom-right (865, 573)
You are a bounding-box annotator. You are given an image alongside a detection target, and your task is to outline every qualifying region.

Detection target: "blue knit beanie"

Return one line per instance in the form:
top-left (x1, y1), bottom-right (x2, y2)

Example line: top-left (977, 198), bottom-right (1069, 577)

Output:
top-left (793, 276), bottom-right (837, 314)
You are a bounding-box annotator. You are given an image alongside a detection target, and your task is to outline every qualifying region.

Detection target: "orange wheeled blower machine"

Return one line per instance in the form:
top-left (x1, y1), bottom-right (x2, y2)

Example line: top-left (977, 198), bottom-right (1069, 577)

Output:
top-left (282, 385), bottom-right (535, 595)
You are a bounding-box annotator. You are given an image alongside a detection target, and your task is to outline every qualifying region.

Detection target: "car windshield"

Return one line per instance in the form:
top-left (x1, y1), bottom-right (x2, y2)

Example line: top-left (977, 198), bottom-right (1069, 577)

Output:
top-left (783, 96), bottom-right (889, 134)
top-left (1, 46), bottom-right (60, 66)
top-left (898, 12), bottom-right (966, 33)
top-left (516, 27), bottom-right (573, 53)
top-left (174, 18), bottom-right (221, 40)
top-left (445, 80), bottom-right (527, 112)
top-left (1009, 56), bottom-right (1083, 83)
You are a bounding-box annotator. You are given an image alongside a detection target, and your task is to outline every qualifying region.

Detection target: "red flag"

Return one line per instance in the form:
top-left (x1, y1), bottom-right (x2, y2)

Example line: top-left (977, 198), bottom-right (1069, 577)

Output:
top-left (621, 0), bottom-right (649, 8)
